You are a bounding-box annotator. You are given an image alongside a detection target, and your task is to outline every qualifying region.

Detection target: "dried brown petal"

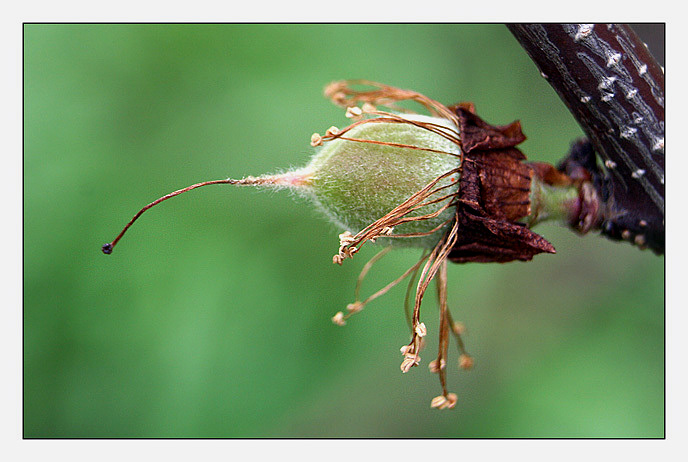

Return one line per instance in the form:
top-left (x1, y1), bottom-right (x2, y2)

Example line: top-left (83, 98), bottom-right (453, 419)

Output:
top-left (449, 104), bottom-right (526, 153)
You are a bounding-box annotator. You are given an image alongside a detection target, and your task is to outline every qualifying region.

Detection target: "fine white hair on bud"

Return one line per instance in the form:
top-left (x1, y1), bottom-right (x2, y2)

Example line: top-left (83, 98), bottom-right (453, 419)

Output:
top-left (302, 113), bottom-right (462, 249)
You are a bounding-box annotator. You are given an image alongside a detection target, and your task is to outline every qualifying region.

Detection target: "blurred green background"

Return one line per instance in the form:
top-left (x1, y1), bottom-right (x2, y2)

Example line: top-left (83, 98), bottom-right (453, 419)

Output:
top-left (24, 24), bottom-right (664, 438)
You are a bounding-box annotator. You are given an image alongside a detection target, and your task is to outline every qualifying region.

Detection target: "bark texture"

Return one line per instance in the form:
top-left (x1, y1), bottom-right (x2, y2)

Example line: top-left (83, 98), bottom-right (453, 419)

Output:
top-left (507, 24), bottom-right (664, 254)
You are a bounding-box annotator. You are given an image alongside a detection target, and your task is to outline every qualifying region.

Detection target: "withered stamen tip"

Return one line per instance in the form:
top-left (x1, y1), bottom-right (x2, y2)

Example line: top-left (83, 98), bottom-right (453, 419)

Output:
top-left (102, 243), bottom-right (113, 255)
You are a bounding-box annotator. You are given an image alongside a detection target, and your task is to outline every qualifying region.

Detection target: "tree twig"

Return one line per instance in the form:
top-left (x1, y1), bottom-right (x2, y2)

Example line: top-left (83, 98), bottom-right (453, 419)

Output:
top-left (507, 24), bottom-right (664, 254)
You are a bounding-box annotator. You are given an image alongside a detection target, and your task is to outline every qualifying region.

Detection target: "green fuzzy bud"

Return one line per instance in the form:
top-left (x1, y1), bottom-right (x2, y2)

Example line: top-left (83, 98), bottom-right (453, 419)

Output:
top-left (298, 114), bottom-right (462, 248)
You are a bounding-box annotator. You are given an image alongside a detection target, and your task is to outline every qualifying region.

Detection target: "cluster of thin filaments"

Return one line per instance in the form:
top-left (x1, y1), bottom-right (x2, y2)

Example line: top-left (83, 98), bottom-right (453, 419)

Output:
top-left (331, 167), bottom-right (461, 264)
top-left (323, 80), bottom-right (473, 409)
top-left (333, 210), bottom-right (473, 409)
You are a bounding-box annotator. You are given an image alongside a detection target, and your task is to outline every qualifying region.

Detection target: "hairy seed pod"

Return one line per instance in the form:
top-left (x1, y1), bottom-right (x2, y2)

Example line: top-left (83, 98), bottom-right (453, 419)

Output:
top-left (301, 114), bottom-right (461, 248)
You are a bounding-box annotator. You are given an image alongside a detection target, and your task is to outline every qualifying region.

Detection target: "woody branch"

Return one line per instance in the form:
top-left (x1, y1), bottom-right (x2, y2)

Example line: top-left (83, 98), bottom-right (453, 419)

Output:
top-left (507, 24), bottom-right (665, 254)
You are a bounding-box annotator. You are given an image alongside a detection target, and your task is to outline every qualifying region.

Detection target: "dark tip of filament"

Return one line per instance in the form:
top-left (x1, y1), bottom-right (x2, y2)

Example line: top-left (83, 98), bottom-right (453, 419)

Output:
top-left (102, 243), bottom-right (114, 254)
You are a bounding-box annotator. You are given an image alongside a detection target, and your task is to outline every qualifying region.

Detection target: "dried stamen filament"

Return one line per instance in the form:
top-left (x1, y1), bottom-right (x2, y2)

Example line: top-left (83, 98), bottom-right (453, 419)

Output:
top-left (325, 79), bottom-right (460, 128)
top-left (332, 249), bottom-right (431, 325)
top-left (333, 167), bottom-right (461, 264)
top-left (435, 259), bottom-right (451, 398)
top-left (400, 213), bottom-right (460, 378)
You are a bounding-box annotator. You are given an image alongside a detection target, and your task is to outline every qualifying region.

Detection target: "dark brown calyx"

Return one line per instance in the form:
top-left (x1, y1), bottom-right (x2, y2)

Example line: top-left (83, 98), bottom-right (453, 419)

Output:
top-left (448, 104), bottom-right (556, 263)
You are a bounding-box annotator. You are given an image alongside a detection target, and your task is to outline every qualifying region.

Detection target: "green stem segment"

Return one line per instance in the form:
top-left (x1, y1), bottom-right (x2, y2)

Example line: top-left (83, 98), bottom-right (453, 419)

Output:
top-left (526, 175), bottom-right (581, 228)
